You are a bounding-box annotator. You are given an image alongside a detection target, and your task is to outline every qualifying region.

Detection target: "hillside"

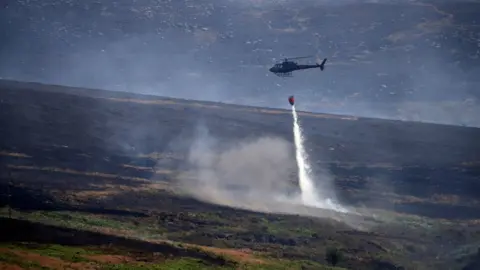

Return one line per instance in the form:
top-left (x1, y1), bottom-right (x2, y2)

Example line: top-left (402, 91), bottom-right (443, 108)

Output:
top-left (1, 0), bottom-right (480, 125)
top-left (1, 80), bottom-right (480, 269)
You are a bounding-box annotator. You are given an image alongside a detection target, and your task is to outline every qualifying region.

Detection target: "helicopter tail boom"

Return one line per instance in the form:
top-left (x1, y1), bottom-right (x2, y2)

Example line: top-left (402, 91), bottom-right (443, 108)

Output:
top-left (319, 58), bottom-right (327, 71)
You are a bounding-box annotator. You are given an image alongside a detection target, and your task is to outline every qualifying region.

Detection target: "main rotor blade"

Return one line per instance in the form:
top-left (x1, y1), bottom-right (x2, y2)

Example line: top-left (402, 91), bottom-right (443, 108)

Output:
top-left (285, 55), bottom-right (314, 60)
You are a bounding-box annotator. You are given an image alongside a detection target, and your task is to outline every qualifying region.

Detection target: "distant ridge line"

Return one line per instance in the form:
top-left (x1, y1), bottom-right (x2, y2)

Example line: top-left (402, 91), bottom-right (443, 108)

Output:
top-left (1, 79), bottom-right (475, 128)
top-left (0, 79), bottom-right (357, 121)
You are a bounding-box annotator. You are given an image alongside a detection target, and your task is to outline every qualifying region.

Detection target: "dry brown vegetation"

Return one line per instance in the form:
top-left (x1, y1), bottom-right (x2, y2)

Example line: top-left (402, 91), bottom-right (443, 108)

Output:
top-left (70, 182), bottom-right (170, 201)
top-left (6, 165), bottom-right (150, 183)
top-left (0, 152), bottom-right (31, 158)
top-left (0, 248), bottom-right (96, 270)
top-left (1, 81), bottom-right (480, 270)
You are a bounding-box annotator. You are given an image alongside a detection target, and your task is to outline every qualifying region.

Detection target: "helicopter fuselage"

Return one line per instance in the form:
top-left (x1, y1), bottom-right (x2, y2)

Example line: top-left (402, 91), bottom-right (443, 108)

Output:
top-left (269, 62), bottom-right (321, 74)
top-left (268, 57), bottom-right (327, 77)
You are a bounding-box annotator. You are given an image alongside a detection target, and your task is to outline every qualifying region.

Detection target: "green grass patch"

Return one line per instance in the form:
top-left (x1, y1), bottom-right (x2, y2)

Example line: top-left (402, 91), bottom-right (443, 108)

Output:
top-left (0, 208), bottom-right (125, 229)
top-left (235, 258), bottom-right (347, 270)
top-left (101, 258), bottom-right (234, 270)
top-left (0, 208), bottom-right (167, 241)
top-left (2, 242), bottom-right (101, 263)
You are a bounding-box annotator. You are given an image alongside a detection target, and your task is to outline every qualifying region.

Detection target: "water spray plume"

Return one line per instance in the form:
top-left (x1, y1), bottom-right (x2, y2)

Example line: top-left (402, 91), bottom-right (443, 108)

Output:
top-left (291, 104), bottom-right (348, 213)
top-left (291, 105), bottom-right (317, 204)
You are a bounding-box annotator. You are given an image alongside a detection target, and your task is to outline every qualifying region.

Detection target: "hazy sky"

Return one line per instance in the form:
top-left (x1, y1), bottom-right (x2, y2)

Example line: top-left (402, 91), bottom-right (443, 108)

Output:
top-left (1, 0), bottom-right (479, 126)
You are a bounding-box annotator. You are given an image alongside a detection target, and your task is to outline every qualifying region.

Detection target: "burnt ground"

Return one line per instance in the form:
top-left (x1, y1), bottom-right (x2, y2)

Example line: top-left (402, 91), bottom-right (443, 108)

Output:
top-left (1, 79), bottom-right (480, 269)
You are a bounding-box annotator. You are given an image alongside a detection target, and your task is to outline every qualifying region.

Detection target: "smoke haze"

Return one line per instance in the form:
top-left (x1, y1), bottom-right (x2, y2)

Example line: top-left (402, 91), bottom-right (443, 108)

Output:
top-left (171, 120), bottom-right (366, 228)
top-left (176, 123), bottom-right (298, 212)
top-left (1, 0), bottom-right (479, 126)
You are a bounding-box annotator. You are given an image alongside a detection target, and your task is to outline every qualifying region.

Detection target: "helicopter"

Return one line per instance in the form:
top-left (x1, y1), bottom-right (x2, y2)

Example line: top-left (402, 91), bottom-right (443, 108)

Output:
top-left (269, 56), bottom-right (327, 77)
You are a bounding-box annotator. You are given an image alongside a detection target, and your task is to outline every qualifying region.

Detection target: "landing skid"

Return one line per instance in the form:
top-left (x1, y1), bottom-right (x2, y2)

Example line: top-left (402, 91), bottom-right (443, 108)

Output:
top-left (275, 72), bottom-right (292, 77)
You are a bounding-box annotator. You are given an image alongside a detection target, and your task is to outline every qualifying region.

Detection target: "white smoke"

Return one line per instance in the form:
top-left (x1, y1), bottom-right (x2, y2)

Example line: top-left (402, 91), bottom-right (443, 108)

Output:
top-left (176, 124), bottom-right (297, 212)
top-left (174, 114), bottom-right (353, 221)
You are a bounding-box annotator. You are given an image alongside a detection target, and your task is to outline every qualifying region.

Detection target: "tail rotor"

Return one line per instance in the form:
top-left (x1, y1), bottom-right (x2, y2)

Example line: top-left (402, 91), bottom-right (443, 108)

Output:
top-left (318, 58), bottom-right (327, 71)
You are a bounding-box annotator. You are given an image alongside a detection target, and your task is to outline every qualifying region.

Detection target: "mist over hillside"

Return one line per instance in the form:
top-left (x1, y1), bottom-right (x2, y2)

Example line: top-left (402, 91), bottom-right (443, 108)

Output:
top-left (1, 0), bottom-right (479, 126)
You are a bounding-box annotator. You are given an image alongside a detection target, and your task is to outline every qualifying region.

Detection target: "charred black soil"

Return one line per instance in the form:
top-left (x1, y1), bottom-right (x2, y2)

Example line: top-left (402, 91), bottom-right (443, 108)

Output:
top-left (1, 80), bottom-right (480, 270)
